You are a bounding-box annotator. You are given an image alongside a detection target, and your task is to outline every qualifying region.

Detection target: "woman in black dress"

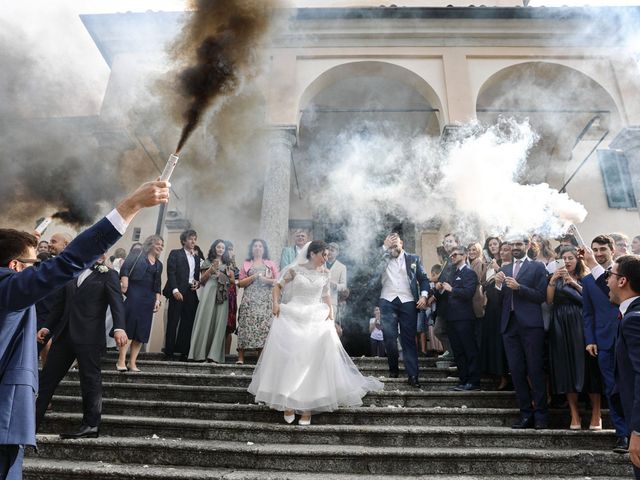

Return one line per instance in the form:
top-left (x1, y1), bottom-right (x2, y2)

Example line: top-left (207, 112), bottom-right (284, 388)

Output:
top-left (116, 235), bottom-right (164, 372)
top-left (547, 247), bottom-right (602, 429)
top-left (480, 237), bottom-right (510, 390)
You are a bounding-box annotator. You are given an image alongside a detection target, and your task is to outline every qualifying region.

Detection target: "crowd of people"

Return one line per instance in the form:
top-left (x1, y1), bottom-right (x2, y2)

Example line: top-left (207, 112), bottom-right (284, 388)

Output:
top-left (2, 200), bottom-right (640, 477)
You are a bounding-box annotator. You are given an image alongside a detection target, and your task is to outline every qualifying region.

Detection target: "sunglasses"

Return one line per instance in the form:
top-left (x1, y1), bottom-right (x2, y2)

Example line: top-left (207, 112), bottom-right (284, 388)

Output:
top-left (450, 253), bottom-right (465, 258)
top-left (603, 268), bottom-right (624, 281)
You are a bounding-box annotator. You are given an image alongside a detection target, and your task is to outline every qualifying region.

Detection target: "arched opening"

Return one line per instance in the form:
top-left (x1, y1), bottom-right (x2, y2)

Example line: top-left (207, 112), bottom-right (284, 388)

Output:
top-left (476, 61), bottom-right (622, 187)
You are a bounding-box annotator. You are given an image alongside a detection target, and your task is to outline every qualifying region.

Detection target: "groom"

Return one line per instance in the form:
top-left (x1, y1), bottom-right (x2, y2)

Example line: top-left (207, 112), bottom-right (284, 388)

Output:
top-left (375, 232), bottom-right (429, 388)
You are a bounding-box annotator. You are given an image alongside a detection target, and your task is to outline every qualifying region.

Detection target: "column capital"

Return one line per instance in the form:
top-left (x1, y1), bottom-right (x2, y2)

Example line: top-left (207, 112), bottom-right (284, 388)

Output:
top-left (268, 125), bottom-right (297, 150)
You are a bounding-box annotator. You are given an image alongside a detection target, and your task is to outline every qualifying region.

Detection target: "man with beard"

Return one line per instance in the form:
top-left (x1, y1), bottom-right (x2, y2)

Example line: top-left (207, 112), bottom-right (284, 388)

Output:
top-left (582, 235), bottom-right (629, 453)
top-left (35, 254), bottom-right (128, 439)
top-left (495, 234), bottom-right (549, 429)
top-left (376, 232), bottom-right (429, 388)
top-left (605, 255), bottom-right (640, 478)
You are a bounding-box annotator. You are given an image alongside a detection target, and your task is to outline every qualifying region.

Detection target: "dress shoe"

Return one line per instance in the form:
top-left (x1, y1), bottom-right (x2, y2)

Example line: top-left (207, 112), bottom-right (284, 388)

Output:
top-left (59, 424), bottom-right (99, 439)
top-left (569, 423), bottom-right (582, 430)
top-left (407, 376), bottom-right (421, 388)
top-left (298, 414), bottom-right (312, 426)
top-left (461, 383), bottom-right (481, 391)
top-left (179, 354), bottom-right (188, 362)
top-left (283, 411), bottom-right (295, 424)
top-left (449, 384), bottom-right (466, 391)
top-left (511, 416), bottom-right (534, 429)
top-left (388, 371), bottom-right (399, 379)
top-left (613, 436), bottom-right (629, 454)
top-left (534, 421), bottom-right (549, 430)
top-left (588, 419), bottom-right (602, 431)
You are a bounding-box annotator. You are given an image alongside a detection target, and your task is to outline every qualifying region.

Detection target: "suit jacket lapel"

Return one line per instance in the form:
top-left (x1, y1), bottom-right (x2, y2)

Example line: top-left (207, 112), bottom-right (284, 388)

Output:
top-left (404, 253), bottom-right (414, 282)
top-left (77, 271), bottom-right (97, 293)
top-left (515, 258), bottom-right (529, 279)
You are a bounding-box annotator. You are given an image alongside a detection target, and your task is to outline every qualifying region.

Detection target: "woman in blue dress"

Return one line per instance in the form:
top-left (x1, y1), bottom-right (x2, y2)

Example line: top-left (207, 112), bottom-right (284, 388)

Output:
top-left (116, 235), bottom-right (164, 372)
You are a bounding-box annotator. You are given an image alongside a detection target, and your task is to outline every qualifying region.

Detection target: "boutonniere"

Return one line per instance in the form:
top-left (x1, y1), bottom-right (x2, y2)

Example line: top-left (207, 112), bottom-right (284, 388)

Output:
top-left (410, 263), bottom-right (417, 271)
top-left (92, 264), bottom-right (109, 273)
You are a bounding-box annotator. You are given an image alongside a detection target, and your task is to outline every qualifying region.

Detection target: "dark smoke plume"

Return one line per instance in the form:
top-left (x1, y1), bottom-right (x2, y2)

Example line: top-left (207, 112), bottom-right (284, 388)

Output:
top-left (170, 0), bottom-right (277, 153)
top-left (171, 0), bottom-right (274, 152)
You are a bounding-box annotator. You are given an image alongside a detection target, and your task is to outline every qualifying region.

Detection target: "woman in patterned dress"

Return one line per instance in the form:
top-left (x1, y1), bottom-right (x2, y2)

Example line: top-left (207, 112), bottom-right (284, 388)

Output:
top-left (236, 239), bottom-right (279, 364)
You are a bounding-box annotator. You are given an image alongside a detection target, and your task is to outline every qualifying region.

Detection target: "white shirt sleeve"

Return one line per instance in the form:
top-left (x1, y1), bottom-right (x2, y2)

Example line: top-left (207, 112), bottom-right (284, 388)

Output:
top-left (106, 209), bottom-right (129, 235)
top-left (591, 264), bottom-right (605, 280)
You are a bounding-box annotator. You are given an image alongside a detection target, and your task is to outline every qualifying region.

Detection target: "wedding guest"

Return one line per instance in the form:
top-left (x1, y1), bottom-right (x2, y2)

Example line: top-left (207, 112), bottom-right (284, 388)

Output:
top-left (369, 306), bottom-right (385, 357)
top-left (495, 235), bottom-right (549, 429)
top-left (606, 255), bottom-right (640, 476)
top-left (280, 229), bottom-right (308, 270)
top-left (236, 239), bottom-right (279, 364)
top-left (611, 233), bottom-right (631, 259)
top-left (483, 236), bottom-right (501, 264)
top-left (547, 247), bottom-right (602, 430)
top-left (531, 234), bottom-right (557, 272)
top-left (426, 264), bottom-right (444, 355)
top-left (582, 235), bottom-right (629, 452)
top-left (0, 179), bottom-right (169, 479)
top-left (162, 230), bottom-right (200, 361)
top-left (480, 239), bottom-right (510, 390)
top-left (327, 242), bottom-right (348, 336)
top-left (499, 242), bottom-right (513, 266)
top-left (110, 248), bottom-right (127, 273)
top-left (188, 240), bottom-right (235, 363)
top-left (117, 235), bottom-right (164, 372)
top-left (224, 240), bottom-right (239, 355)
top-left (128, 242), bottom-right (143, 255)
top-left (37, 240), bottom-right (49, 254)
top-left (434, 233), bottom-right (459, 360)
top-left (467, 242), bottom-right (487, 339)
top-left (48, 232), bottom-right (73, 256)
top-left (632, 235), bottom-right (640, 255)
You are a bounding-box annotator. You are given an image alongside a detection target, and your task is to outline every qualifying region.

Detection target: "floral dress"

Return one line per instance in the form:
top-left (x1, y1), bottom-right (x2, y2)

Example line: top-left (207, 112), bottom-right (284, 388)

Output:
top-left (237, 264), bottom-right (273, 349)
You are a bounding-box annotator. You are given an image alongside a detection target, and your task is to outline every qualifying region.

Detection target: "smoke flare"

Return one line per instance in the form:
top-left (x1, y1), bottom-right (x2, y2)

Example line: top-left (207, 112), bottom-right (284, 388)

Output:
top-left (171, 0), bottom-right (277, 153)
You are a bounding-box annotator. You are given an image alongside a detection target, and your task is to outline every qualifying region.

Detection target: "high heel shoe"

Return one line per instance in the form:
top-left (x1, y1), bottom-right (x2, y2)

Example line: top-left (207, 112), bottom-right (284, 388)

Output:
top-left (569, 422), bottom-right (582, 430)
top-left (116, 363), bottom-right (127, 373)
top-left (284, 411), bottom-right (295, 424)
top-left (589, 419), bottom-right (602, 431)
top-left (298, 414), bottom-right (312, 426)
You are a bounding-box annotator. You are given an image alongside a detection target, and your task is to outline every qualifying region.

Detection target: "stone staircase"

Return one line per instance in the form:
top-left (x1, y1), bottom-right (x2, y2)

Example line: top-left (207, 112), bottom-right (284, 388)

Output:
top-left (25, 354), bottom-right (635, 479)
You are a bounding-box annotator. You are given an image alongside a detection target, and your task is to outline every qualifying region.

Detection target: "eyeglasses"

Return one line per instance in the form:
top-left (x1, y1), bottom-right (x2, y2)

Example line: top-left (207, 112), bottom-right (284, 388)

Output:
top-left (17, 258), bottom-right (38, 265)
top-left (450, 253), bottom-right (465, 258)
top-left (603, 268), bottom-right (624, 281)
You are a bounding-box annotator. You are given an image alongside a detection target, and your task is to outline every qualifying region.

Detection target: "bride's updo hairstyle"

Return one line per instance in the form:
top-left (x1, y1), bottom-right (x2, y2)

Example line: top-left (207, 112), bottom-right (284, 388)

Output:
top-left (306, 240), bottom-right (328, 259)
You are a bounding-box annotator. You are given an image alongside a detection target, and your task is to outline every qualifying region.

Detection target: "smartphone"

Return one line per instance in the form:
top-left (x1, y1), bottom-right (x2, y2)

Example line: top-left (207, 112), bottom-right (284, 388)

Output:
top-left (482, 249), bottom-right (492, 263)
top-left (556, 259), bottom-right (565, 268)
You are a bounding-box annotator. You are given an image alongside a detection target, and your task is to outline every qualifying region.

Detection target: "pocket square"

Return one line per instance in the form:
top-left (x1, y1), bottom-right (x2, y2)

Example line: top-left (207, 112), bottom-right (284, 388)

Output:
top-left (455, 277), bottom-right (462, 281)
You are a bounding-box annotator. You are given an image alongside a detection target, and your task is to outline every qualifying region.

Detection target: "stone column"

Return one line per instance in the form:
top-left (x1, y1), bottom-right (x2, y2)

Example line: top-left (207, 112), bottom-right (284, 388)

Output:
top-left (259, 126), bottom-right (297, 264)
top-left (609, 126), bottom-right (640, 222)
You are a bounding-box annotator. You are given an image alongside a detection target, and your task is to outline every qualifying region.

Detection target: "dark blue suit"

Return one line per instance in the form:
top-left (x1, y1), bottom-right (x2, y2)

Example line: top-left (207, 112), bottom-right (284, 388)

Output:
top-left (616, 297), bottom-right (640, 479)
top-left (445, 265), bottom-right (480, 386)
top-left (0, 217), bottom-right (121, 479)
top-left (499, 258), bottom-right (549, 423)
top-left (375, 251), bottom-right (430, 379)
top-left (582, 272), bottom-right (628, 438)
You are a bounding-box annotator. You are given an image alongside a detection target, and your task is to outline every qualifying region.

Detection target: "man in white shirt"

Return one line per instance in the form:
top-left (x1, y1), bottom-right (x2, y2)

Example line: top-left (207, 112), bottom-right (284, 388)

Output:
top-left (327, 242), bottom-right (347, 334)
top-left (377, 232), bottom-right (429, 388)
top-left (162, 229), bottom-right (200, 360)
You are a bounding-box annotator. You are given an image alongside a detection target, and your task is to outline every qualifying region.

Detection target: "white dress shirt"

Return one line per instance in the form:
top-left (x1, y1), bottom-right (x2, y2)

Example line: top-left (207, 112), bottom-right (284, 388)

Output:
top-left (381, 251), bottom-right (415, 303)
top-left (106, 209), bottom-right (129, 235)
top-left (173, 249), bottom-right (196, 295)
top-left (619, 296), bottom-right (640, 316)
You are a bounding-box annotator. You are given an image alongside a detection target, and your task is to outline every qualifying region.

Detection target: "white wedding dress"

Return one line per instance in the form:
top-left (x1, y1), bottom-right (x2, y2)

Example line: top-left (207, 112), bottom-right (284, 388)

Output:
top-left (247, 264), bottom-right (383, 413)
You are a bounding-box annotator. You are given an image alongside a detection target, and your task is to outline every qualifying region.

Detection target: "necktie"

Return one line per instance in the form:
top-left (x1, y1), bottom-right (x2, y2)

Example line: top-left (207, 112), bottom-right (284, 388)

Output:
top-left (617, 311), bottom-right (623, 321)
top-left (513, 259), bottom-right (522, 278)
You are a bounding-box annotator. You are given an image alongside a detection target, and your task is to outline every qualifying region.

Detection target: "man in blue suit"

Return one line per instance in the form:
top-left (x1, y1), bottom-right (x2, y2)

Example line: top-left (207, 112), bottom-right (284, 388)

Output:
top-left (606, 254), bottom-right (640, 478)
top-left (437, 246), bottom-right (480, 391)
top-left (0, 180), bottom-right (169, 479)
top-left (495, 234), bottom-right (549, 429)
top-left (376, 232), bottom-right (430, 388)
top-left (582, 235), bottom-right (629, 453)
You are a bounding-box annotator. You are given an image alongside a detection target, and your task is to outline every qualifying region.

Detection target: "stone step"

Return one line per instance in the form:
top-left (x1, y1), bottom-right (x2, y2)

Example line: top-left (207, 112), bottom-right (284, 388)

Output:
top-left (30, 435), bottom-right (635, 477)
top-left (39, 413), bottom-right (617, 451)
top-left (23, 459), bottom-right (631, 480)
top-left (55, 381), bottom-right (518, 407)
top-left (97, 359), bottom-right (459, 378)
top-left (102, 351), bottom-right (446, 368)
top-left (65, 370), bottom-right (487, 391)
top-left (48, 396), bottom-right (613, 429)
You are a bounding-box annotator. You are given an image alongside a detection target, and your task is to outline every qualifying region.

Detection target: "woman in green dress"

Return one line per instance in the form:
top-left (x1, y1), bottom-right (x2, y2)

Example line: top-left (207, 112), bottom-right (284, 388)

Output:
top-left (188, 239), bottom-right (235, 363)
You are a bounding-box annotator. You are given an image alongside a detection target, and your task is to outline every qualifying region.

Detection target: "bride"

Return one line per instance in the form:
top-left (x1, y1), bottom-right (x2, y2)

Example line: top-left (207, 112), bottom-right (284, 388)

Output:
top-left (247, 240), bottom-right (383, 425)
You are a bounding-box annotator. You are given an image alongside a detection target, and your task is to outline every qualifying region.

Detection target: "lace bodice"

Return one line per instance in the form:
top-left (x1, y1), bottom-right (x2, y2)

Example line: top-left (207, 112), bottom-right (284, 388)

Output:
top-left (284, 265), bottom-right (330, 304)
